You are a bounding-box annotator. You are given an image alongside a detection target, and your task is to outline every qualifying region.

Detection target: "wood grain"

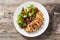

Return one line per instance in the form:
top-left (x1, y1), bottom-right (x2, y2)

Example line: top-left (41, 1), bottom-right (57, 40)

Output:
top-left (0, 0), bottom-right (60, 40)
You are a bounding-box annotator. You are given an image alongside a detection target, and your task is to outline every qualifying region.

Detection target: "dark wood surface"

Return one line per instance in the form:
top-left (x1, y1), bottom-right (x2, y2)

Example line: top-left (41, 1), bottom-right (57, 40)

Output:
top-left (0, 0), bottom-right (60, 40)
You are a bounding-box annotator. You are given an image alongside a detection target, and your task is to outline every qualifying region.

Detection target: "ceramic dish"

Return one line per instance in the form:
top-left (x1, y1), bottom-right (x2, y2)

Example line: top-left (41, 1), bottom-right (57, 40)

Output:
top-left (13, 1), bottom-right (49, 37)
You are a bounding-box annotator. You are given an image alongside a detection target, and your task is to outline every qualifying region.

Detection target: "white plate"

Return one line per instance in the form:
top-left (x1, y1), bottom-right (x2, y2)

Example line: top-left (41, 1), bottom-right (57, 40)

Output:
top-left (13, 1), bottom-right (49, 37)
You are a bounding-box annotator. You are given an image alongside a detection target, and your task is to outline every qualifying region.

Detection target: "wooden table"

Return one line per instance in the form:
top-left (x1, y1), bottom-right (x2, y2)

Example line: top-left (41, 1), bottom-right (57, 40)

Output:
top-left (0, 0), bottom-right (60, 40)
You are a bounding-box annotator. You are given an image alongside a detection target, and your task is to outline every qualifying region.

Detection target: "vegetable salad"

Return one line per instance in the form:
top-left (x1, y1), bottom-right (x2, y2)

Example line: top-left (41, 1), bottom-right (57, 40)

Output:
top-left (17, 4), bottom-right (39, 28)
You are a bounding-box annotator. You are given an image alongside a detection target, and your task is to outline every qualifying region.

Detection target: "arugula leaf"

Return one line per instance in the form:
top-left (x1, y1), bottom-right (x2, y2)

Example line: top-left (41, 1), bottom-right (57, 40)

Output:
top-left (23, 15), bottom-right (27, 18)
top-left (17, 13), bottom-right (23, 23)
top-left (22, 7), bottom-right (24, 11)
top-left (22, 22), bottom-right (27, 26)
top-left (29, 4), bottom-right (34, 9)
top-left (18, 22), bottom-right (27, 28)
top-left (25, 9), bottom-right (29, 16)
top-left (32, 9), bottom-right (36, 14)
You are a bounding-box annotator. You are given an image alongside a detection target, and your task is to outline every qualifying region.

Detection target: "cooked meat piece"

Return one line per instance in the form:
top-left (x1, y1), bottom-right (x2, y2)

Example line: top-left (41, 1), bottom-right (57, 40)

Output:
top-left (25, 11), bottom-right (44, 32)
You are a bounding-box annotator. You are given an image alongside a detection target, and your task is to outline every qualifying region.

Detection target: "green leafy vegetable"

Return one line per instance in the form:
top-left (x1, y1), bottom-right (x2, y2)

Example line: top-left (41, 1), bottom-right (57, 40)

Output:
top-left (22, 22), bottom-right (27, 26)
top-left (17, 4), bottom-right (37, 28)
top-left (32, 9), bottom-right (36, 14)
top-left (22, 7), bottom-right (24, 11)
top-left (17, 14), bottom-right (22, 23)
top-left (24, 9), bottom-right (29, 17)
top-left (23, 15), bottom-right (27, 18)
top-left (29, 4), bottom-right (34, 9)
top-left (18, 22), bottom-right (27, 28)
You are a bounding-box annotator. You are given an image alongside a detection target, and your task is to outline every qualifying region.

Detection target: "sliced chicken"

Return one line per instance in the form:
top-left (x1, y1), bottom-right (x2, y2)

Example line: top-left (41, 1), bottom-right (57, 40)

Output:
top-left (25, 11), bottom-right (44, 32)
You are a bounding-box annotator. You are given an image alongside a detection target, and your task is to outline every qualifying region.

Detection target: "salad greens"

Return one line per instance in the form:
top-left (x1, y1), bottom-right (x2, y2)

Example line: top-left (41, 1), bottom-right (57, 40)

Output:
top-left (17, 4), bottom-right (38, 28)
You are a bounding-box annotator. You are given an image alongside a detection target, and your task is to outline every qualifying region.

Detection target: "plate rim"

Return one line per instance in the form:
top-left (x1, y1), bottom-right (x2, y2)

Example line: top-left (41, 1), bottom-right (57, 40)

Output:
top-left (13, 1), bottom-right (49, 37)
